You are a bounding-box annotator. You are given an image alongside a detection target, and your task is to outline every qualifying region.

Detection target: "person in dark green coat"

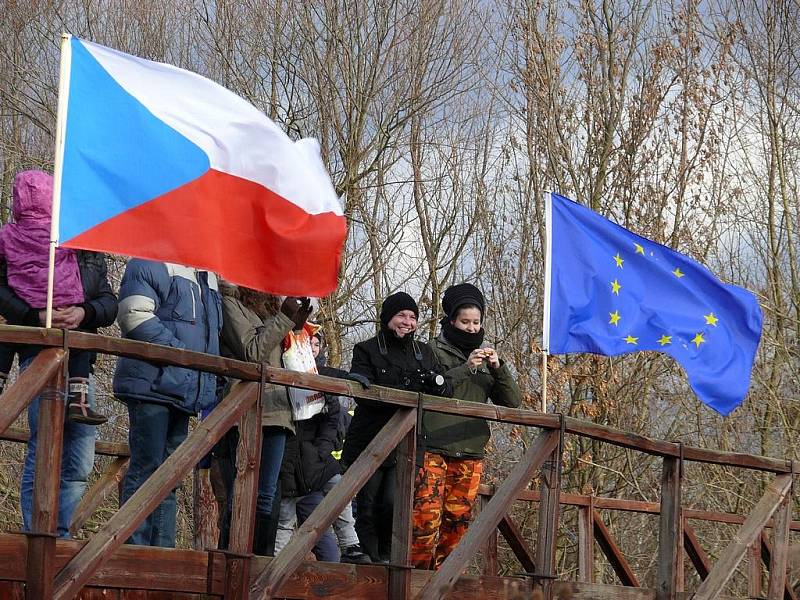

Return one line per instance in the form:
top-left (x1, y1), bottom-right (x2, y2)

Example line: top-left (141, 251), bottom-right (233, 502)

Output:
top-left (411, 283), bottom-right (521, 570)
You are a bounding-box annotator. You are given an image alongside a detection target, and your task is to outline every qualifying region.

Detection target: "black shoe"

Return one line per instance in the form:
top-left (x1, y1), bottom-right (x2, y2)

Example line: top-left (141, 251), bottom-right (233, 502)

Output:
top-left (340, 544), bottom-right (372, 564)
top-left (67, 377), bottom-right (107, 425)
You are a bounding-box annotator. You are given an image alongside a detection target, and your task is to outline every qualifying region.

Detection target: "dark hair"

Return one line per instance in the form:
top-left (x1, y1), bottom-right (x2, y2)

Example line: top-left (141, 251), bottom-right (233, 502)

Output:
top-left (239, 287), bottom-right (281, 319)
top-left (451, 303), bottom-right (482, 321)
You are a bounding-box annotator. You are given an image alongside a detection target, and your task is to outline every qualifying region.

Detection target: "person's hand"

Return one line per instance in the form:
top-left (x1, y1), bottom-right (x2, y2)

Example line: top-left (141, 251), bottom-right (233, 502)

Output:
top-left (38, 309), bottom-right (48, 326)
top-left (293, 297), bottom-right (313, 330)
top-left (483, 347), bottom-right (501, 369)
top-left (280, 296), bottom-right (303, 321)
top-left (51, 306), bottom-right (85, 329)
top-left (466, 349), bottom-right (485, 370)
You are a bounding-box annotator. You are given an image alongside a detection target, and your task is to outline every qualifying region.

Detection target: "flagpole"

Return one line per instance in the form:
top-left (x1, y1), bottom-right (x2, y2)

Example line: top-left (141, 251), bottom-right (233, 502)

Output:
top-left (541, 190), bottom-right (553, 414)
top-left (46, 33), bottom-right (73, 329)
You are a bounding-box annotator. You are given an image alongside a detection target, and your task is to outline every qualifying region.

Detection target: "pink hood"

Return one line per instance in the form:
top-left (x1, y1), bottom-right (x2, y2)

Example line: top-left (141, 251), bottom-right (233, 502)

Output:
top-left (0, 170), bottom-right (84, 309)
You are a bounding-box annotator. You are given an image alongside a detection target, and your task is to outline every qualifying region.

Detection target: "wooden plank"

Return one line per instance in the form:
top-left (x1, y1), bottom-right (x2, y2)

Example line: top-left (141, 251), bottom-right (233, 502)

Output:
top-left (193, 467), bottom-right (218, 551)
top-left (249, 407), bottom-right (417, 600)
top-left (52, 381), bottom-right (261, 600)
top-left (76, 588), bottom-right (120, 599)
top-left (748, 540), bottom-right (762, 598)
top-left (389, 418), bottom-right (416, 599)
top-left (2, 426), bottom-right (131, 457)
top-left (683, 521), bottom-right (711, 580)
top-left (0, 580), bottom-right (24, 599)
top-left (535, 441), bottom-right (562, 599)
top-left (0, 348), bottom-right (64, 436)
top-left (693, 472), bottom-right (793, 600)
top-left (760, 531), bottom-right (799, 600)
top-left (552, 582), bottom-right (656, 599)
top-left (416, 430), bottom-right (560, 600)
top-left (223, 387), bottom-right (263, 599)
top-left (70, 457), bottom-right (129, 537)
top-left (26, 362), bottom-right (67, 600)
top-left (577, 503), bottom-right (594, 582)
top-left (767, 491), bottom-right (793, 600)
top-left (657, 457), bottom-right (681, 600)
top-left (593, 510), bottom-right (640, 587)
top-left (479, 495), bottom-right (497, 576)
top-left (497, 514), bottom-right (536, 573)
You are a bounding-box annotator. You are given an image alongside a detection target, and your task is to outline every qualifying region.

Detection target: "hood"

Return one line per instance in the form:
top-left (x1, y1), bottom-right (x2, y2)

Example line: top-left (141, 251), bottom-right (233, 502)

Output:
top-left (12, 170), bottom-right (53, 223)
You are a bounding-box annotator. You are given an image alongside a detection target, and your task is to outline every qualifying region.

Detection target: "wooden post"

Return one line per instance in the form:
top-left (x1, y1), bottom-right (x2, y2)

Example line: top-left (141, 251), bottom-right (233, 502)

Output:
top-left (748, 539), bottom-right (763, 598)
top-left (534, 432), bottom-right (562, 600)
top-left (417, 429), bottom-right (560, 600)
top-left (767, 489), bottom-right (793, 600)
top-left (52, 381), bottom-right (261, 600)
top-left (388, 416), bottom-right (416, 599)
top-left (249, 408), bottom-right (417, 600)
top-left (25, 357), bottom-right (67, 600)
top-left (479, 494), bottom-right (498, 576)
top-left (577, 500), bottom-right (594, 583)
top-left (693, 472), bottom-right (793, 600)
top-left (0, 348), bottom-right (64, 436)
top-left (760, 531), bottom-right (799, 600)
top-left (657, 456), bottom-right (682, 600)
top-left (223, 383), bottom-right (263, 600)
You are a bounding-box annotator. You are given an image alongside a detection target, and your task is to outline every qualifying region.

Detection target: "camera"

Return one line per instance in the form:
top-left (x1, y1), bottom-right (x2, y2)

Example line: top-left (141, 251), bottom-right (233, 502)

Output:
top-left (403, 369), bottom-right (446, 394)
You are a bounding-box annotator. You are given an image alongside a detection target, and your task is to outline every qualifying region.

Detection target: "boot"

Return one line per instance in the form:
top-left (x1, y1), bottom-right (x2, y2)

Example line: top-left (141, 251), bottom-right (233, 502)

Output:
top-left (253, 512), bottom-right (277, 556)
top-left (66, 377), bottom-right (107, 425)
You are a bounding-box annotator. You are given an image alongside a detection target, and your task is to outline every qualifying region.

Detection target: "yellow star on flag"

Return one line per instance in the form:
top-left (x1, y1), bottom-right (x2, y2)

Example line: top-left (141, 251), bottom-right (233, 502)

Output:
top-left (614, 253), bottom-right (624, 268)
top-left (634, 243), bottom-right (645, 255)
top-left (673, 267), bottom-right (685, 278)
top-left (610, 279), bottom-right (621, 295)
top-left (657, 334), bottom-right (672, 346)
top-left (609, 310), bottom-right (621, 325)
top-left (624, 335), bottom-right (638, 345)
top-left (691, 332), bottom-right (705, 347)
top-left (704, 312), bottom-right (718, 326)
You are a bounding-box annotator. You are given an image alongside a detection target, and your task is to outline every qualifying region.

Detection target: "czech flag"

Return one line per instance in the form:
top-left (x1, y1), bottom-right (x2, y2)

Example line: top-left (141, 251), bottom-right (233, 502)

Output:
top-left (55, 36), bottom-right (347, 297)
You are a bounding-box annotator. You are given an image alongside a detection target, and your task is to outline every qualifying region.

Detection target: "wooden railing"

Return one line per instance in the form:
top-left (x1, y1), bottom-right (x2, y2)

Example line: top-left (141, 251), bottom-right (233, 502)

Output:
top-left (0, 324), bottom-right (795, 600)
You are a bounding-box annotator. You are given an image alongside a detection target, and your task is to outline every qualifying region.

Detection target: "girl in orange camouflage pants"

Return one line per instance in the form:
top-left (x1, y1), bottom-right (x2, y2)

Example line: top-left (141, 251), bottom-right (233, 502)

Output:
top-left (411, 283), bottom-right (521, 570)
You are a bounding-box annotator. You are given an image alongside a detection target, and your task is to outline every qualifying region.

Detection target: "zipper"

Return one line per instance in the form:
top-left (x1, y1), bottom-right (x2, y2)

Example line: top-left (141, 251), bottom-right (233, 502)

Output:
top-left (189, 286), bottom-right (197, 323)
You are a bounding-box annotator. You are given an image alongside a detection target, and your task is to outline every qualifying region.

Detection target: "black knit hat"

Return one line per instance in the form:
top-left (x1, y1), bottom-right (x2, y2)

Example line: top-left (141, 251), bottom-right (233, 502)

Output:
top-left (442, 283), bottom-right (485, 320)
top-left (379, 291), bottom-right (419, 326)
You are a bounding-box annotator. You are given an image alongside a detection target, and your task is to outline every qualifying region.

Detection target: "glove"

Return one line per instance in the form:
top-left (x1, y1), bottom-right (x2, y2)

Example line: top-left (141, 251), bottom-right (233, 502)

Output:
top-left (345, 372), bottom-right (371, 389)
top-left (280, 296), bottom-right (302, 321)
top-left (293, 297), bottom-right (313, 330)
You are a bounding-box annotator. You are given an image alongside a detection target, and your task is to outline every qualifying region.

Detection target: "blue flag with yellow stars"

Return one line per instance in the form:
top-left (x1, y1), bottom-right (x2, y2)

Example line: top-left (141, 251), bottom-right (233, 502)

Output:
top-left (544, 193), bottom-right (763, 415)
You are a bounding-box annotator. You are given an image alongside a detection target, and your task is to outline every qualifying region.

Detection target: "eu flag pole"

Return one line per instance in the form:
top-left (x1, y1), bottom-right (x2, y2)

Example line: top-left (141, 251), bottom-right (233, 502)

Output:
top-left (543, 192), bottom-right (763, 416)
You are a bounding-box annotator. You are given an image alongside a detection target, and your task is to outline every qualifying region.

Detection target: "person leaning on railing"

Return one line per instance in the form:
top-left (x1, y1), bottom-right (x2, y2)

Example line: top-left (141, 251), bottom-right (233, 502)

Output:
top-left (342, 292), bottom-right (453, 564)
top-left (411, 283), bottom-right (521, 570)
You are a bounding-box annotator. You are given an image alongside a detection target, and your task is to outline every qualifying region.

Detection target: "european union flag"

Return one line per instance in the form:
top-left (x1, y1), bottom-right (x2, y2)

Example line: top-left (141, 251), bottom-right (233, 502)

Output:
top-left (544, 193), bottom-right (763, 415)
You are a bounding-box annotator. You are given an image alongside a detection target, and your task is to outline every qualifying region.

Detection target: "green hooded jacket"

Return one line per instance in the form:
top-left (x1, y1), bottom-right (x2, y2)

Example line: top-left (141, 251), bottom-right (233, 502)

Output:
top-left (421, 334), bottom-right (522, 459)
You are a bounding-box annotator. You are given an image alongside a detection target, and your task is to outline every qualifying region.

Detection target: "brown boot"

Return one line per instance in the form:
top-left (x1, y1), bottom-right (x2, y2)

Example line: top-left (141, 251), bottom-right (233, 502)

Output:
top-left (67, 377), bottom-right (107, 425)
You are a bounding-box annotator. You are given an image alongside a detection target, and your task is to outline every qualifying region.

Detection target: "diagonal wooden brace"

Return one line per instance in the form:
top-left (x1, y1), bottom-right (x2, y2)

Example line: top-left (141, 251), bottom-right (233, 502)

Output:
top-left (69, 456), bottom-right (130, 537)
top-left (0, 348), bottom-right (65, 436)
top-left (498, 514), bottom-right (536, 573)
top-left (693, 472), bottom-right (793, 600)
top-left (593, 509), bottom-right (640, 587)
top-left (416, 429), bottom-right (560, 600)
top-left (52, 381), bottom-right (261, 600)
top-left (249, 407), bottom-right (417, 600)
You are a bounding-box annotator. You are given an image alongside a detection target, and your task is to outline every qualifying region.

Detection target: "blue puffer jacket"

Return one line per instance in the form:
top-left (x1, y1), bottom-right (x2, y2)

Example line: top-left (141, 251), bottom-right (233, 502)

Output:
top-left (113, 260), bottom-right (222, 415)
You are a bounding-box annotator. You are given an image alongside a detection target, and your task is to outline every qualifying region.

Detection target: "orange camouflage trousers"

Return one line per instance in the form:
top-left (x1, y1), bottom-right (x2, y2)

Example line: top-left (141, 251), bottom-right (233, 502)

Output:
top-left (411, 452), bottom-right (483, 570)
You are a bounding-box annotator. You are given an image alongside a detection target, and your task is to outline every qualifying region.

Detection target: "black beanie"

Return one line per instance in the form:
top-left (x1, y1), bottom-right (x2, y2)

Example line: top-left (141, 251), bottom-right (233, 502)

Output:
top-left (441, 283), bottom-right (485, 320)
top-left (379, 291), bottom-right (419, 326)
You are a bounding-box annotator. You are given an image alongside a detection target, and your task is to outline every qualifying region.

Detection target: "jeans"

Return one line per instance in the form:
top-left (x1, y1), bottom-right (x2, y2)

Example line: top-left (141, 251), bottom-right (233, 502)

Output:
top-left (121, 401), bottom-right (189, 547)
top-left (257, 427), bottom-right (287, 514)
top-left (20, 366), bottom-right (97, 538)
top-left (355, 463), bottom-right (396, 562)
top-left (275, 491), bottom-right (340, 562)
top-left (323, 474), bottom-right (359, 548)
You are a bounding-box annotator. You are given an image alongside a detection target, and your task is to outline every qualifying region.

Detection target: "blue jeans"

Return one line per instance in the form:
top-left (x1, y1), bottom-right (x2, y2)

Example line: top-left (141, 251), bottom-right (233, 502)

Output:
top-left (275, 491), bottom-right (340, 562)
top-left (21, 367), bottom-right (97, 538)
top-left (121, 401), bottom-right (189, 547)
top-left (256, 427), bottom-right (287, 514)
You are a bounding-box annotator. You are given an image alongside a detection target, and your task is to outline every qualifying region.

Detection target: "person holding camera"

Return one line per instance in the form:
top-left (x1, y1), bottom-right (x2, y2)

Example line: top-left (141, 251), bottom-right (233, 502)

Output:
top-left (343, 291), bottom-right (451, 563)
top-left (411, 283), bottom-right (521, 570)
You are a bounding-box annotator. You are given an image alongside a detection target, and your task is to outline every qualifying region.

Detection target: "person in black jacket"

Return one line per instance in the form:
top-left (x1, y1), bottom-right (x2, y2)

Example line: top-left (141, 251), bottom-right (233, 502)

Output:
top-left (0, 249), bottom-right (118, 537)
top-left (342, 291), bottom-right (451, 563)
top-left (274, 393), bottom-right (341, 561)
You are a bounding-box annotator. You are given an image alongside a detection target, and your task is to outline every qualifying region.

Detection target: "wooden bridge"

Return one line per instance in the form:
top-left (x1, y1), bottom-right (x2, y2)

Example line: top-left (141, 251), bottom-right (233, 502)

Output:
top-left (0, 325), bottom-right (795, 599)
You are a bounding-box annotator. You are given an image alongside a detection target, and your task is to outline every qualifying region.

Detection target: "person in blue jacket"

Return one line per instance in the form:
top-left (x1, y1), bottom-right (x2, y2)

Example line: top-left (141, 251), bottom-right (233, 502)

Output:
top-left (114, 259), bottom-right (222, 547)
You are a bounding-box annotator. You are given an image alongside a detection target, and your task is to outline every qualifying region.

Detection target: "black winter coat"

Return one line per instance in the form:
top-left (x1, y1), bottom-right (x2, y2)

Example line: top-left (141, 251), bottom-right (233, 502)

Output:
top-left (279, 394), bottom-right (341, 498)
top-left (342, 329), bottom-right (452, 466)
top-left (0, 250), bottom-right (117, 332)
